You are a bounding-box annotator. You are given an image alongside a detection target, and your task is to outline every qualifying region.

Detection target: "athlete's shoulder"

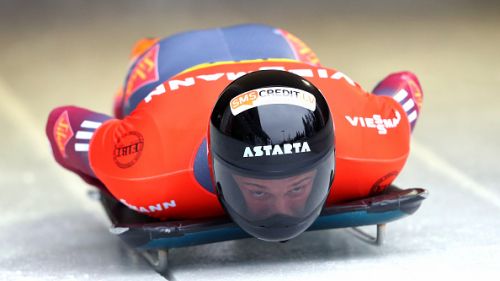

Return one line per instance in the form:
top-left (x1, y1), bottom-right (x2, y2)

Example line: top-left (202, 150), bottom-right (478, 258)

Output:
top-left (121, 24), bottom-right (321, 114)
top-left (140, 59), bottom-right (356, 102)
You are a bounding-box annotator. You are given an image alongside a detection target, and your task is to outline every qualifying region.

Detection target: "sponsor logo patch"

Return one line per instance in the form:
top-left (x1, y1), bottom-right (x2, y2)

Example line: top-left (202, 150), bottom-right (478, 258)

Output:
top-left (345, 110), bottom-right (401, 135)
top-left (125, 45), bottom-right (160, 98)
top-left (113, 131), bottom-right (144, 168)
top-left (230, 87), bottom-right (316, 116)
top-left (408, 80), bottom-right (423, 111)
top-left (277, 29), bottom-right (320, 65)
top-left (53, 110), bottom-right (73, 158)
top-left (243, 141), bottom-right (311, 158)
top-left (143, 62), bottom-right (357, 104)
top-left (120, 198), bottom-right (177, 213)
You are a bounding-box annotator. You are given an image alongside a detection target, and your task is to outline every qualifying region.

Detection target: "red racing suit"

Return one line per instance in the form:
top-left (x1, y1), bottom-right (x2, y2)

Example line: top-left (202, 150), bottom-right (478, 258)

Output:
top-left (48, 59), bottom-right (422, 220)
top-left (46, 26), bottom-right (423, 221)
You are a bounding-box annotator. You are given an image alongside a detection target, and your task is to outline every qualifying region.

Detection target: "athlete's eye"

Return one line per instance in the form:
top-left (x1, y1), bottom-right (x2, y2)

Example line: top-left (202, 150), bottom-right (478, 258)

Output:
top-left (287, 186), bottom-right (305, 197)
top-left (251, 190), bottom-right (266, 198)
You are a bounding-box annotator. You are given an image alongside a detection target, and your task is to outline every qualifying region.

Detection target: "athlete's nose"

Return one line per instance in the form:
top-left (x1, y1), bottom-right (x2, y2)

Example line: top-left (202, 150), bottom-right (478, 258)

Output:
top-left (272, 197), bottom-right (294, 216)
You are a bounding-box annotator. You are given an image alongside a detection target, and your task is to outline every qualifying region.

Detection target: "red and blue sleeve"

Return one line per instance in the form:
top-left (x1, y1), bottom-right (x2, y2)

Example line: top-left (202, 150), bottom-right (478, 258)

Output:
top-left (46, 106), bottom-right (112, 189)
top-left (372, 71), bottom-right (424, 132)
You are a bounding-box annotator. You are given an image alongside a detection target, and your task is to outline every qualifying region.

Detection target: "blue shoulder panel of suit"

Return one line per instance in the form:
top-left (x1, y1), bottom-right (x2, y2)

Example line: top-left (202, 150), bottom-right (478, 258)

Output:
top-left (123, 24), bottom-right (296, 115)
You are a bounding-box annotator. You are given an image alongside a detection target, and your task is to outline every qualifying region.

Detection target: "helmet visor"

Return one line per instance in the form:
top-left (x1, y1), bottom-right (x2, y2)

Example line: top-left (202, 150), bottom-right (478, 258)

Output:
top-left (213, 150), bottom-right (334, 241)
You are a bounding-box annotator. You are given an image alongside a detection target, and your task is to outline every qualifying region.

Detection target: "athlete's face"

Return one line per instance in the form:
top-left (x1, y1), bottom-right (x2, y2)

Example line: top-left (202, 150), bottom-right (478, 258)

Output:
top-left (234, 170), bottom-right (316, 219)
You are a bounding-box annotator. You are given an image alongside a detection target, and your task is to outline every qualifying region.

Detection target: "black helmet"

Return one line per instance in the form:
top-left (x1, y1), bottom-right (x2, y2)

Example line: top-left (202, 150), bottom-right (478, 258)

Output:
top-left (209, 70), bottom-right (335, 242)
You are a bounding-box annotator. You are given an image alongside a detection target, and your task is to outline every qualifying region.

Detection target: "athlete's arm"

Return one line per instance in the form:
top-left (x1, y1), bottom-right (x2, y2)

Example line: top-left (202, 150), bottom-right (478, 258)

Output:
top-left (372, 71), bottom-right (424, 132)
top-left (46, 106), bottom-right (112, 189)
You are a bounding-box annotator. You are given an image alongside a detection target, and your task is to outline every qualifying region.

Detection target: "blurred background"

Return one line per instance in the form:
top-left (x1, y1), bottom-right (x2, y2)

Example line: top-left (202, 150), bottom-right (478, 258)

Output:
top-left (1, 0), bottom-right (499, 280)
